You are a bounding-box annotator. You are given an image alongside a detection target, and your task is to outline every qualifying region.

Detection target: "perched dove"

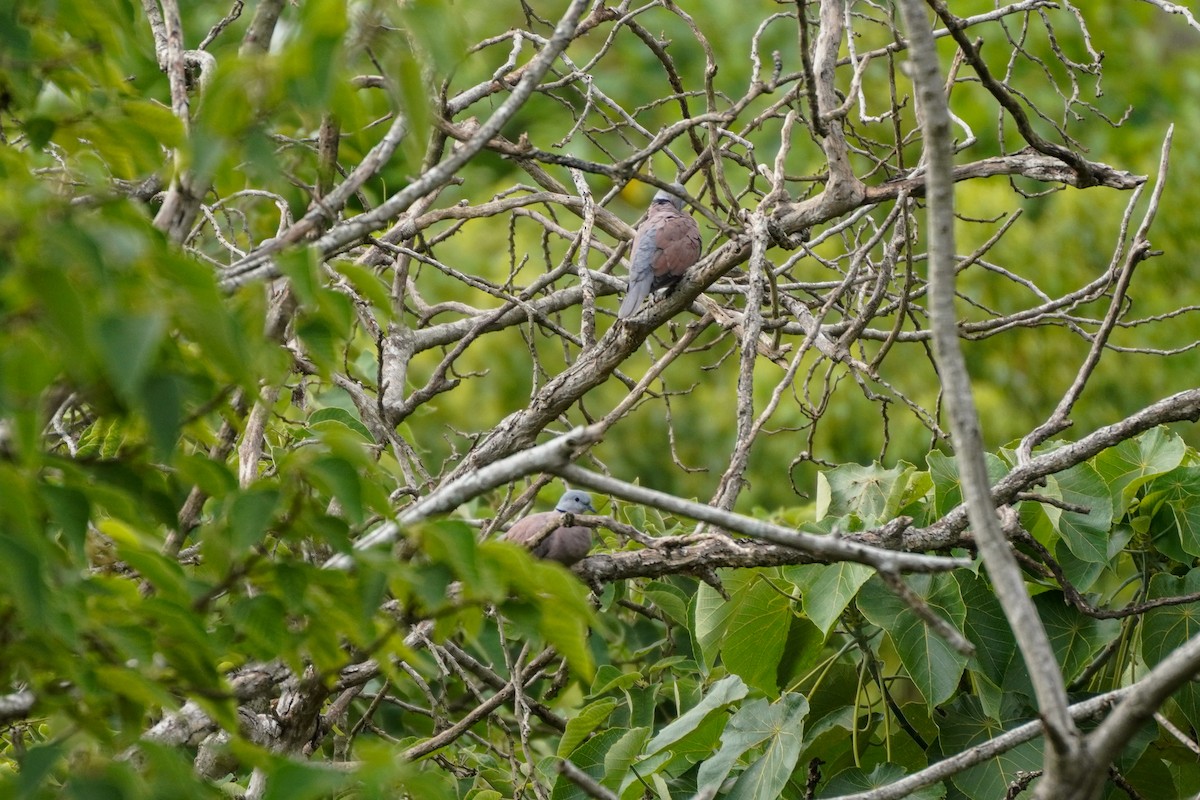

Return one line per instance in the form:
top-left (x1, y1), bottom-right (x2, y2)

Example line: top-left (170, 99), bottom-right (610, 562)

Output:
top-left (501, 490), bottom-right (597, 566)
top-left (617, 184), bottom-right (702, 319)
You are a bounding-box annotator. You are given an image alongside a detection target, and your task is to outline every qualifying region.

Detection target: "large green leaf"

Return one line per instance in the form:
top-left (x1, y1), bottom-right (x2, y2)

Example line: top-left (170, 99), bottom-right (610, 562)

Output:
top-left (857, 573), bottom-right (969, 706)
top-left (936, 696), bottom-right (1043, 799)
top-left (695, 693), bottom-right (809, 800)
top-left (1093, 426), bottom-right (1186, 513)
top-left (958, 573), bottom-right (1016, 721)
top-left (227, 486), bottom-right (280, 551)
top-left (1034, 592), bottom-right (1120, 683)
top-left (1141, 569), bottom-right (1200, 730)
top-left (491, 546), bottom-right (596, 679)
top-left (816, 461), bottom-right (918, 527)
top-left (95, 312), bottom-right (167, 402)
top-left (557, 698), bottom-right (620, 757)
top-left (642, 580), bottom-right (692, 626)
top-left (927, 451), bottom-right (1009, 518)
top-left (601, 727), bottom-right (650, 791)
top-left (958, 573), bottom-right (1015, 685)
top-left (1143, 467), bottom-right (1200, 557)
top-left (641, 674), bottom-right (749, 756)
top-left (1034, 463), bottom-right (1114, 564)
top-left (785, 562), bottom-right (874, 635)
top-left (696, 570), bottom-right (792, 694)
top-left (822, 763), bottom-right (945, 799)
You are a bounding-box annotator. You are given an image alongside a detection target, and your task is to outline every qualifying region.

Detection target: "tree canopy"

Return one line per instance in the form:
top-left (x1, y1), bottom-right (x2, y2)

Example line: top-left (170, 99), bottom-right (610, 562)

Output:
top-left (3, 1), bottom-right (1200, 799)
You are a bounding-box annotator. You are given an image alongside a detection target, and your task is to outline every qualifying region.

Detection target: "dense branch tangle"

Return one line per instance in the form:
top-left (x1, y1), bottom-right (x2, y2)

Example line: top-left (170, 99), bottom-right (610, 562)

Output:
top-left (198, 1), bottom-right (1153, 492)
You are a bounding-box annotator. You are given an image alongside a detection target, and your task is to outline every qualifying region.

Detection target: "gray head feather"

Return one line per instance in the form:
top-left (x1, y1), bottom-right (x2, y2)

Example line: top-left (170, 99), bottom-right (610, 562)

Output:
top-left (555, 490), bottom-right (596, 514)
top-left (652, 183), bottom-right (687, 211)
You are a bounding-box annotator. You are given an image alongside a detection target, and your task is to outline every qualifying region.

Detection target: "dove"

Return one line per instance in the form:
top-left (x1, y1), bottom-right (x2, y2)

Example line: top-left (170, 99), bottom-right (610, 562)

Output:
top-left (617, 184), bottom-right (702, 319)
top-left (501, 490), bottom-right (597, 566)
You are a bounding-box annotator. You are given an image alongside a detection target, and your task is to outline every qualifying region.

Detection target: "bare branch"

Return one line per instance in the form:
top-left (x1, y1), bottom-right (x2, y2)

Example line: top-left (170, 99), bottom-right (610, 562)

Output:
top-left (896, 1), bottom-right (1081, 791)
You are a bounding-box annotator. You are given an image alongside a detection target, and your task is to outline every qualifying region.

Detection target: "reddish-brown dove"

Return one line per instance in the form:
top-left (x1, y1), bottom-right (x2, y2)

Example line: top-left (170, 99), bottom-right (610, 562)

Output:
top-left (617, 184), bottom-right (702, 319)
top-left (501, 490), bottom-right (596, 566)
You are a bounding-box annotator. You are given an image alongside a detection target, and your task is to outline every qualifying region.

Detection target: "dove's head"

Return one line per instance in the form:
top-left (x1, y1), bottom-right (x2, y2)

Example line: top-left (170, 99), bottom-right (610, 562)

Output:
top-left (555, 490), bottom-right (596, 514)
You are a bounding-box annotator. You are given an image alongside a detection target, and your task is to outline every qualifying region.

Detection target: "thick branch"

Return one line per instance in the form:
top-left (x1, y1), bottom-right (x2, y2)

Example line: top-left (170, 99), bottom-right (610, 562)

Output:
top-left (896, 0), bottom-right (1081, 792)
top-left (324, 425), bottom-right (604, 568)
top-left (906, 388), bottom-right (1200, 549)
top-left (556, 464), bottom-right (969, 574)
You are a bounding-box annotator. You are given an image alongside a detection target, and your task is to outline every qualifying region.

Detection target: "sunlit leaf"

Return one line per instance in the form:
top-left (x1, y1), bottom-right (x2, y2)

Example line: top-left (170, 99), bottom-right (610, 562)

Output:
top-left (1144, 467), bottom-right (1200, 556)
top-left (557, 698), bottom-right (619, 757)
top-left (1093, 426), bottom-right (1186, 513)
top-left (785, 561), bottom-right (873, 635)
top-left (695, 693), bottom-right (808, 800)
top-left (1037, 463), bottom-right (1114, 564)
top-left (642, 675), bottom-right (749, 756)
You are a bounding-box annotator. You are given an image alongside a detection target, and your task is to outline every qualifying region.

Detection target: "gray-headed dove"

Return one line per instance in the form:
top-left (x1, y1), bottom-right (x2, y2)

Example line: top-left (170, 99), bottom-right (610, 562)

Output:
top-left (617, 184), bottom-right (702, 319)
top-left (501, 490), bottom-right (597, 566)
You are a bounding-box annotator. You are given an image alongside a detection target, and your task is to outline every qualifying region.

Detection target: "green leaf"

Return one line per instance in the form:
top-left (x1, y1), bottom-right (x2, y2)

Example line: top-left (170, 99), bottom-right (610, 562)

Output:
top-left (0, 534), bottom-right (56, 634)
top-left (262, 760), bottom-right (349, 800)
top-left (1144, 467), bottom-right (1200, 557)
top-left (228, 487), bottom-right (280, 551)
top-left (425, 520), bottom-right (484, 595)
top-left (695, 693), bottom-right (808, 800)
top-left (1141, 569), bottom-right (1200, 730)
top-left (493, 546), bottom-right (596, 678)
top-left (958, 573), bottom-right (1015, 720)
top-left (1054, 528), bottom-right (1128, 595)
top-left (642, 674), bottom-right (749, 756)
top-left (308, 455), bottom-right (364, 524)
top-left (24, 115), bottom-right (56, 149)
top-left (695, 570), bottom-right (792, 694)
top-left (785, 562), bottom-right (873, 635)
top-left (123, 98), bottom-right (184, 148)
top-left (308, 406), bottom-right (375, 442)
top-left (695, 575), bottom-right (737, 671)
top-left (140, 372), bottom-right (184, 458)
top-left (557, 698), bottom-right (619, 757)
top-left (96, 312), bottom-right (167, 401)
top-left (937, 695), bottom-right (1042, 798)
top-left (1093, 426), bottom-right (1186, 513)
top-left (1036, 463), bottom-right (1114, 564)
top-left (642, 580), bottom-right (691, 626)
top-left (15, 742), bottom-right (66, 797)
top-left (94, 663), bottom-right (178, 710)
top-left (823, 763), bottom-right (945, 799)
top-left (719, 575), bottom-right (793, 695)
top-left (294, 316), bottom-right (339, 374)
top-left (551, 729), bottom-right (628, 800)
top-left (601, 727), bottom-right (649, 790)
top-left (816, 461), bottom-right (916, 527)
top-left (927, 451), bottom-right (1008, 518)
top-left (231, 594), bottom-right (291, 657)
top-left (175, 452), bottom-right (238, 500)
top-left (857, 573), bottom-right (969, 706)
top-left (534, 571), bottom-right (596, 680)
top-left (42, 483), bottom-right (91, 560)
top-left (119, 544), bottom-right (188, 602)
top-left (589, 665), bottom-right (641, 697)
top-left (1034, 592), bottom-right (1120, 683)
